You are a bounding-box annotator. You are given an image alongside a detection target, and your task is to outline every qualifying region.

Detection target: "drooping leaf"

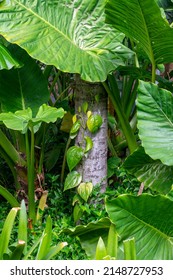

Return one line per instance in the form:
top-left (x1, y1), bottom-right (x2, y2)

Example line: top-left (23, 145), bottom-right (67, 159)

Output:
top-left (123, 147), bottom-right (173, 194)
top-left (0, 43), bottom-right (22, 70)
top-left (0, 44), bottom-right (49, 116)
top-left (0, 0), bottom-right (133, 82)
top-left (106, 194), bottom-right (173, 260)
top-left (105, 0), bottom-right (173, 65)
top-left (64, 171), bottom-right (82, 191)
top-left (137, 80), bottom-right (173, 166)
top-left (62, 217), bottom-right (111, 259)
top-left (67, 146), bottom-right (84, 171)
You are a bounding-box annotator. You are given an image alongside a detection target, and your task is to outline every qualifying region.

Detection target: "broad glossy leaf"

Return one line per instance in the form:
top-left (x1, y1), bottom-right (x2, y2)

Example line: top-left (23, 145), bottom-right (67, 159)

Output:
top-left (106, 194), bottom-right (173, 260)
top-left (0, 0), bottom-right (133, 82)
top-left (0, 108), bottom-right (32, 133)
top-left (0, 43), bottom-right (22, 70)
top-left (105, 0), bottom-right (173, 64)
top-left (34, 104), bottom-right (65, 124)
top-left (87, 114), bottom-right (103, 133)
top-left (67, 146), bottom-right (84, 171)
top-left (137, 80), bottom-right (173, 166)
top-left (0, 45), bottom-right (49, 116)
top-left (62, 218), bottom-right (111, 259)
top-left (64, 171), bottom-right (82, 191)
top-left (77, 182), bottom-right (93, 202)
top-left (123, 147), bottom-right (173, 194)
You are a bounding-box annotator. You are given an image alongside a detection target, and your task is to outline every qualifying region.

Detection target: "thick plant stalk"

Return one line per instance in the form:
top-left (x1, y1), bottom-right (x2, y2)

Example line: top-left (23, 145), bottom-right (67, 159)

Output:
top-left (25, 128), bottom-right (35, 224)
top-left (0, 128), bottom-right (25, 166)
top-left (75, 75), bottom-right (108, 192)
top-left (102, 78), bottom-right (138, 154)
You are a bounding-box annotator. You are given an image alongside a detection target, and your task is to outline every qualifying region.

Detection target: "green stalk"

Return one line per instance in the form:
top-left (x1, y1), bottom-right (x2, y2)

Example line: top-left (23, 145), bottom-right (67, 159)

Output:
top-left (102, 79), bottom-right (137, 154)
top-left (0, 185), bottom-right (20, 207)
top-left (0, 146), bottom-right (21, 189)
top-left (38, 123), bottom-right (46, 175)
top-left (152, 62), bottom-right (156, 83)
top-left (25, 128), bottom-right (35, 224)
top-left (60, 137), bottom-right (72, 183)
top-left (123, 238), bottom-right (136, 260)
top-left (0, 128), bottom-right (25, 166)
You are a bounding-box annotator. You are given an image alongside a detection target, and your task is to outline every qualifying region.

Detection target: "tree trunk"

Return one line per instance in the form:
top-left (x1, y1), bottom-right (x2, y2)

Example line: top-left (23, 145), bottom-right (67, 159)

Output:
top-left (75, 75), bottom-right (107, 192)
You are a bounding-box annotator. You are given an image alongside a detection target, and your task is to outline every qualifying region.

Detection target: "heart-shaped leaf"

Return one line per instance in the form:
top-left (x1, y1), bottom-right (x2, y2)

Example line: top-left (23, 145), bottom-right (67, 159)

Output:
top-left (77, 182), bottom-right (93, 202)
top-left (137, 80), bottom-right (173, 166)
top-left (106, 194), bottom-right (173, 260)
top-left (87, 114), bottom-right (103, 133)
top-left (64, 171), bottom-right (82, 191)
top-left (67, 146), bottom-right (84, 171)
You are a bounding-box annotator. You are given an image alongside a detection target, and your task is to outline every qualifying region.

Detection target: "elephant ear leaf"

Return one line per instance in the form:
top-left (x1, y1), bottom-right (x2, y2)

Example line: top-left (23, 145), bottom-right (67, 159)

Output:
top-left (0, 44), bottom-right (49, 116)
top-left (0, 0), bottom-right (133, 82)
top-left (123, 146), bottom-right (173, 194)
top-left (0, 43), bottom-right (22, 70)
top-left (105, 0), bottom-right (173, 65)
top-left (106, 194), bottom-right (173, 260)
top-left (137, 80), bottom-right (173, 166)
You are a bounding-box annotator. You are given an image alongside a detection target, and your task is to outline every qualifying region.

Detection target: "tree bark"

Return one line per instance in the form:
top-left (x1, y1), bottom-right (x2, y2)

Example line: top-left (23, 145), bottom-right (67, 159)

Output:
top-left (75, 75), bottom-right (107, 192)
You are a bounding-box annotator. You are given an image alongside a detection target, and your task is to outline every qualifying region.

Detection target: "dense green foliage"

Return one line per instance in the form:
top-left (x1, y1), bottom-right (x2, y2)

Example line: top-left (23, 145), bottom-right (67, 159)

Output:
top-left (0, 0), bottom-right (173, 260)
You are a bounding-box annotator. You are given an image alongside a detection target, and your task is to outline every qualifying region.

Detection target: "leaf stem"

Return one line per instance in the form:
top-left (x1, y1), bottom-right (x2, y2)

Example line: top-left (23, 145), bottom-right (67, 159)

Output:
top-left (102, 79), bottom-right (137, 153)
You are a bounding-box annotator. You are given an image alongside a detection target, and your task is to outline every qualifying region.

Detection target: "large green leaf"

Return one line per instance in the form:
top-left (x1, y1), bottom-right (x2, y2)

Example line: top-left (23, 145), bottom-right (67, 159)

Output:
top-left (0, 44), bottom-right (49, 116)
top-left (137, 80), bottom-right (173, 166)
top-left (62, 218), bottom-right (111, 259)
top-left (0, 0), bottom-right (133, 82)
top-left (0, 43), bottom-right (22, 70)
top-left (105, 0), bottom-right (173, 65)
top-left (123, 147), bottom-right (173, 194)
top-left (106, 194), bottom-right (173, 260)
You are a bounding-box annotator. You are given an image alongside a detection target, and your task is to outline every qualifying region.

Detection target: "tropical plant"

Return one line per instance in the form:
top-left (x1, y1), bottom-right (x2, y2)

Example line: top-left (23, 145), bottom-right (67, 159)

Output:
top-left (0, 43), bottom-right (66, 223)
top-left (105, 0), bottom-right (173, 195)
top-left (0, 200), bottom-right (67, 260)
top-left (0, 0), bottom-right (135, 194)
top-left (63, 194), bottom-right (173, 260)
